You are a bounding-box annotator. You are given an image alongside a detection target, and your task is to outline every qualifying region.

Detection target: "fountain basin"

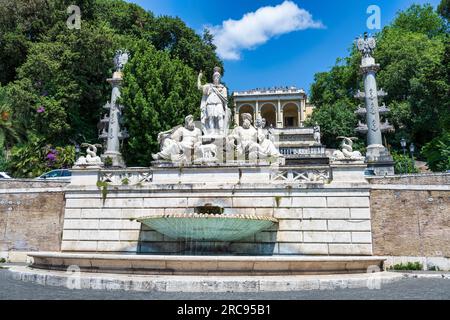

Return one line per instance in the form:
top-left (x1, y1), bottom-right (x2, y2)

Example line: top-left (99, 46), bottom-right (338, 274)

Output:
top-left (137, 214), bottom-right (278, 242)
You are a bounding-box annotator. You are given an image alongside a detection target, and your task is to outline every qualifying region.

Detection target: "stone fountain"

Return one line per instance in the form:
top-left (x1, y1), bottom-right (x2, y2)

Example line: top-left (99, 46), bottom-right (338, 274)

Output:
top-left (21, 57), bottom-right (388, 280)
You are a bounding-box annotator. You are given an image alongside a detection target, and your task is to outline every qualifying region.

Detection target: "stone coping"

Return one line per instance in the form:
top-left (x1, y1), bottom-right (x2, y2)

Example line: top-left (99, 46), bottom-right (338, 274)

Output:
top-left (370, 184), bottom-right (450, 191)
top-left (29, 252), bottom-right (385, 262)
top-left (137, 214), bottom-right (278, 223)
top-left (367, 172), bottom-right (450, 180)
top-left (65, 183), bottom-right (371, 192)
top-left (9, 266), bottom-right (404, 292)
top-left (27, 252), bottom-right (386, 276)
top-left (148, 163), bottom-right (330, 170)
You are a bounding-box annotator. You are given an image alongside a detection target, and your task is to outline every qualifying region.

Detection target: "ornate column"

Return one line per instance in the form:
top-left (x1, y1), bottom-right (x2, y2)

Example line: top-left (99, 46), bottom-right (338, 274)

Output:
top-left (100, 50), bottom-right (130, 168)
top-left (355, 34), bottom-right (394, 176)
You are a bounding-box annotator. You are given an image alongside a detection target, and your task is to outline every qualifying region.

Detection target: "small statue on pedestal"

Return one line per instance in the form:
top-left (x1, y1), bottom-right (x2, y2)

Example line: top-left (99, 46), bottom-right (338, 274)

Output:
top-left (74, 144), bottom-right (104, 167)
top-left (313, 123), bottom-right (321, 145)
top-left (332, 137), bottom-right (365, 161)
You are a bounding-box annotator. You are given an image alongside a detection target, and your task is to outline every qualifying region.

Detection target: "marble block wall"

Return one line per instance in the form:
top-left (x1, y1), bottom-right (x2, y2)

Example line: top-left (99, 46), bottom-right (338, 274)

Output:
top-left (61, 185), bottom-right (373, 256)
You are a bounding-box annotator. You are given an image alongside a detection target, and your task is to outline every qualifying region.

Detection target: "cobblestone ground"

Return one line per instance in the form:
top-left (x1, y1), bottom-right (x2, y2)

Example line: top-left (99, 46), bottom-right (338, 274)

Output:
top-left (0, 269), bottom-right (449, 300)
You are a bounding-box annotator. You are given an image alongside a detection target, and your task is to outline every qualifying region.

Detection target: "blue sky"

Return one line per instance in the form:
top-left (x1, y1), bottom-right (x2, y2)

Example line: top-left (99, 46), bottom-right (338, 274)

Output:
top-left (127, 0), bottom-right (442, 94)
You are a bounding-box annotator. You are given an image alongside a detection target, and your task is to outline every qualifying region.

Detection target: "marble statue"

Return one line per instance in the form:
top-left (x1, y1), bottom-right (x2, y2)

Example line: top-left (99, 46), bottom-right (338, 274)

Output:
top-left (227, 113), bottom-right (258, 157)
top-left (152, 115), bottom-right (202, 162)
top-left (356, 34), bottom-right (376, 58)
top-left (256, 116), bottom-right (275, 143)
top-left (228, 113), bottom-right (282, 161)
top-left (198, 67), bottom-right (231, 136)
top-left (113, 50), bottom-right (130, 72)
top-left (75, 144), bottom-right (103, 166)
top-left (250, 131), bottom-right (282, 160)
top-left (332, 137), bottom-right (365, 161)
top-left (313, 123), bottom-right (321, 145)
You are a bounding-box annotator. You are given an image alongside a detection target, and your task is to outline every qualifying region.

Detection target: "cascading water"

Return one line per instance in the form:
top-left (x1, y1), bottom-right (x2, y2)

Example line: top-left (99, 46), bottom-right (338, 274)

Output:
top-left (137, 205), bottom-right (278, 256)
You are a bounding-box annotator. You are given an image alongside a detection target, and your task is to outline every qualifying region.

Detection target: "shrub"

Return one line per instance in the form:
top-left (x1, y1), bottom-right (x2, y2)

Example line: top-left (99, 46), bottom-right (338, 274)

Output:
top-left (392, 152), bottom-right (420, 174)
top-left (389, 262), bottom-right (424, 271)
top-left (422, 133), bottom-right (450, 172)
top-left (8, 138), bottom-right (75, 178)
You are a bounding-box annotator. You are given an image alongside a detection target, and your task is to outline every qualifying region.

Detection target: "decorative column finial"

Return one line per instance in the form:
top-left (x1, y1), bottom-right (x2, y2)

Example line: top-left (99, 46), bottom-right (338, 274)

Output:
top-left (356, 33), bottom-right (377, 58)
top-left (113, 49), bottom-right (130, 72)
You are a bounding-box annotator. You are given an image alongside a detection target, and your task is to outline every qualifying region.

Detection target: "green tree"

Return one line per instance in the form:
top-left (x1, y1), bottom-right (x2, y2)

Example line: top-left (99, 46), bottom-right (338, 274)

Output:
top-left (392, 152), bottom-right (419, 174)
top-left (1, 0), bottom-right (224, 177)
top-left (121, 41), bottom-right (203, 166)
top-left (393, 4), bottom-right (446, 37)
top-left (308, 4), bottom-right (448, 159)
top-left (148, 16), bottom-right (224, 80)
top-left (305, 101), bottom-right (359, 149)
top-left (8, 22), bottom-right (117, 145)
top-left (309, 55), bottom-right (360, 108)
top-left (422, 133), bottom-right (450, 172)
top-left (376, 26), bottom-right (448, 146)
top-left (438, 0), bottom-right (450, 20)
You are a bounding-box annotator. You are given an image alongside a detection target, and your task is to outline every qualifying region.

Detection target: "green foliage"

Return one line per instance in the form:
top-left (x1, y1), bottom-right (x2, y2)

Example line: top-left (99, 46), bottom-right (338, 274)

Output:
top-left (0, 85), bottom-right (22, 150)
top-left (103, 156), bottom-right (113, 168)
top-left (96, 180), bottom-right (109, 204)
top-left (422, 133), bottom-right (450, 172)
top-left (438, 0), bottom-right (450, 20)
top-left (309, 4), bottom-right (449, 159)
top-left (148, 16), bottom-right (223, 80)
top-left (305, 101), bottom-right (360, 149)
top-left (310, 55), bottom-right (360, 107)
top-left (121, 41), bottom-right (202, 166)
top-left (392, 4), bottom-right (446, 37)
top-left (376, 26), bottom-right (448, 147)
top-left (392, 151), bottom-right (419, 174)
top-left (389, 262), bottom-right (423, 271)
top-left (0, 0), bottom-right (223, 176)
top-left (8, 138), bottom-right (75, 178)
top-left (0, 150), bottom-right (8, 171)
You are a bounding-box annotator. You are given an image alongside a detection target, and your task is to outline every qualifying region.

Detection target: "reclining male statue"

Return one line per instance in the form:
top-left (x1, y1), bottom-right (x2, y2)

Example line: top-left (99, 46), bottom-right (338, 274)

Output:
top-left (152, 115), bottom-right (202, 163)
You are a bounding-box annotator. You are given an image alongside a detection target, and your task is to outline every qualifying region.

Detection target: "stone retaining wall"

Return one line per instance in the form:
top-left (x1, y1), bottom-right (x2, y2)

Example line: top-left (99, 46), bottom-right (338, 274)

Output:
top-left (0, 181), bottom-right (68, 260)
top-left (369, 180), bottom-right (449, 257)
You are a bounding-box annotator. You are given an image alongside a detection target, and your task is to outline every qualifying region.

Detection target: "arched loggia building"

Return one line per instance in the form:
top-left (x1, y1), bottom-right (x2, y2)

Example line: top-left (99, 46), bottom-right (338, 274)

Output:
top-left (233, 87), bottom-right (314, 129)
top-left (233, 87), bottom-right (326, 164)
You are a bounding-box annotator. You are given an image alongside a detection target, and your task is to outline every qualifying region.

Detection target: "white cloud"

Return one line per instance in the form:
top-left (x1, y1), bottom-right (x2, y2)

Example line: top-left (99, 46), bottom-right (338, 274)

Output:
top-left (208, 1), bottom-right (324, 61)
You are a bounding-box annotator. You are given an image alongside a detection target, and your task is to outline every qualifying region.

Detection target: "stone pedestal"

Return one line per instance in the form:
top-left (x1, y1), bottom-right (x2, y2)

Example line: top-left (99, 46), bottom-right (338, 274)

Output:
top-left (330, 161), bottom-right (368, 184)
top-left (70, 168), bottom-right (101, 186)
top-left (101, 151), bottom-right (126, 168)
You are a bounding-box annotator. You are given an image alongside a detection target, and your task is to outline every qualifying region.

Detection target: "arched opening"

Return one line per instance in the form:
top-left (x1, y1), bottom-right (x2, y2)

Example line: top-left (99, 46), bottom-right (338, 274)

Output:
top-left (283, 103), bottom-right (299, 128)
top-left (260, 104), bottom-right (276, 128)
top-left (238, 105), bottom-right (255, 126)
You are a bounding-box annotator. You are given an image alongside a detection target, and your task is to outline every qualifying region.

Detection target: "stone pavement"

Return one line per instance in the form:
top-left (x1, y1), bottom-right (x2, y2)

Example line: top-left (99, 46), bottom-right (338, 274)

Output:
top-left (0, 268), bottom-right (449, 300)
